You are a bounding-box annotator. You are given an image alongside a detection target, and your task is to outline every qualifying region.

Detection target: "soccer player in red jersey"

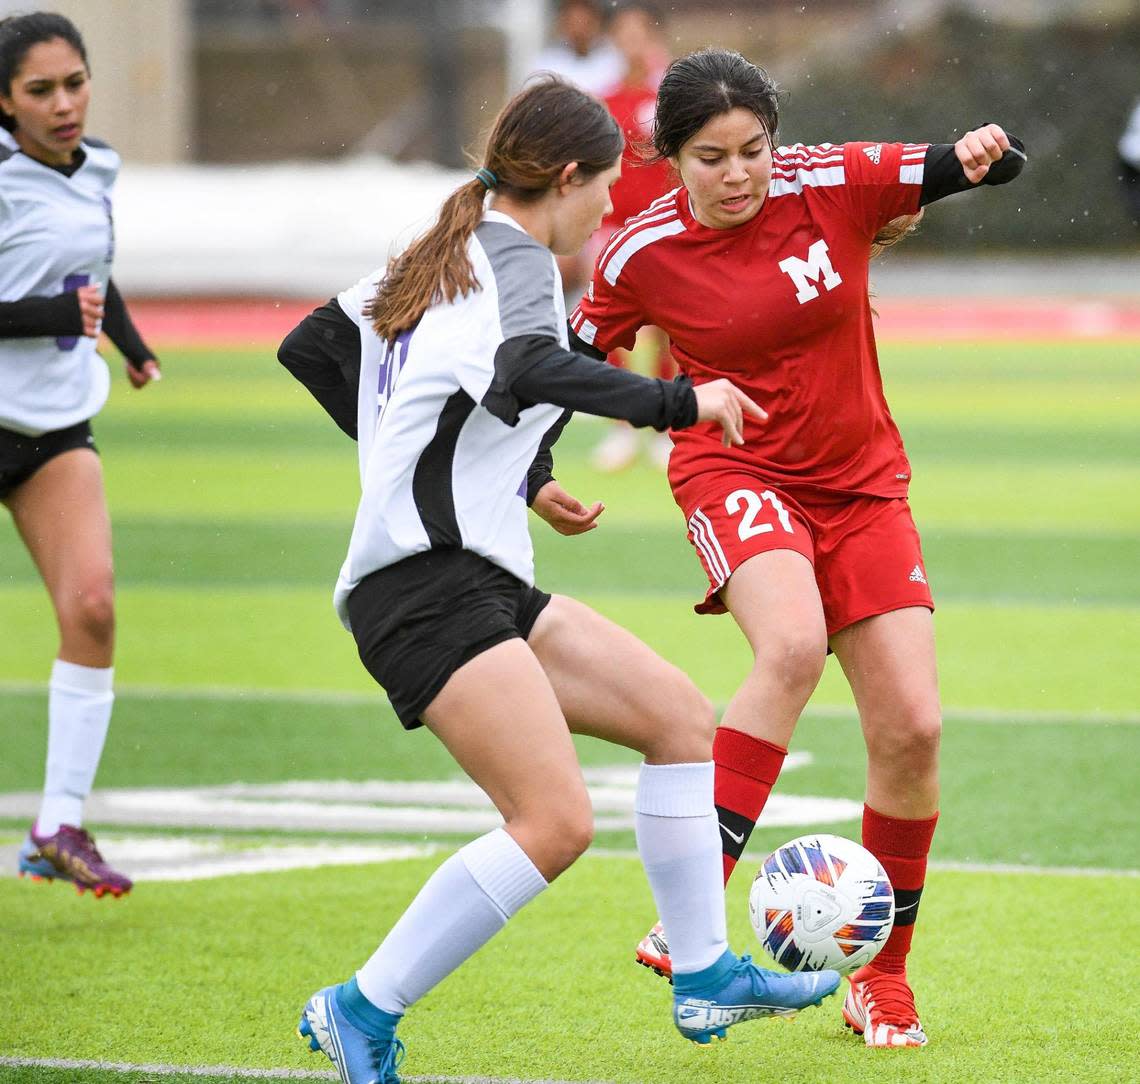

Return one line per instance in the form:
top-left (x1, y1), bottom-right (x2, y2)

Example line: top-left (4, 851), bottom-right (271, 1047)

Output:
top-left (569, 47), bottom-right (1027, 1048)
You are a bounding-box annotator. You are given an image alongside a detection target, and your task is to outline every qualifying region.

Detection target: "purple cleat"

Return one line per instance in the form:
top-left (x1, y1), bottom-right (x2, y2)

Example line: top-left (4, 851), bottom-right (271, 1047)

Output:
top-left (18, 824), bottom-right (132, 898)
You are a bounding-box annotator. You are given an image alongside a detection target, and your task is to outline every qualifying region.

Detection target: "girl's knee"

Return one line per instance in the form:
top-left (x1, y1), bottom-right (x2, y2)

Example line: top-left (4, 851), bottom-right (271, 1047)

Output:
top-left (59, 582), bottom-right (115, 646)
top-left (867, 704), bottom-right (942, 769)
top-left (513, 798), bottom-right (595, 878)
top-left (646, 674), bottom-right (716, 763)
top-left (765, 632), bottom-right (827, 696)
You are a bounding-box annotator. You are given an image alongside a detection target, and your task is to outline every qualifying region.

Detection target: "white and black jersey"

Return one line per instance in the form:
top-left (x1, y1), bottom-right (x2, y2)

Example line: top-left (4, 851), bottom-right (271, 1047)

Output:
top-left (0, 138), bottom-right (118, 435)
top-left (280, 207), bottom-right (698, 630)
top-left (333, 210), bottom-right (574, 622)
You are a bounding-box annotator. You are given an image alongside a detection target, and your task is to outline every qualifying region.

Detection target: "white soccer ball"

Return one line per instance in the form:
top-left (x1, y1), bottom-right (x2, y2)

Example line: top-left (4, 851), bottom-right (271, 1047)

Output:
top-left (748, 833), bottom-right (895, 975)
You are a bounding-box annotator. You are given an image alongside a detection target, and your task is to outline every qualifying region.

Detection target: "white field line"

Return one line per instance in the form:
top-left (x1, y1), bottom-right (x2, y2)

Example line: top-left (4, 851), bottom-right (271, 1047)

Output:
top-left (0, 1058), bottom-right (608, 1084)
top-left (3, 834), bottom-right (1135, 883)
top-left (0, 679), bottom-right (1135, 724)
top-left (0, 764), bottom-right (864, 840)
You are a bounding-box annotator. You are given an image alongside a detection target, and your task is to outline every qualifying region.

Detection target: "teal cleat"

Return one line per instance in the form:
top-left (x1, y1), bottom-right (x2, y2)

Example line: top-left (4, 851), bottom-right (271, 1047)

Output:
top-left (17, 837), bottom-right (57, 880)
top-left (673, 951), bottom-right (840, 1045)
top-left (297, 983), bottom-right (404, 1084)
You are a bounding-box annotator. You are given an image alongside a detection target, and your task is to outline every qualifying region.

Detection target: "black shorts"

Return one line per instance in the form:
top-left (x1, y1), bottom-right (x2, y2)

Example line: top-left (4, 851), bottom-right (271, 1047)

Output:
top-left (0, 420), bottom-right (97, 500)
top-left (347, 549), bottom-right (552, 730)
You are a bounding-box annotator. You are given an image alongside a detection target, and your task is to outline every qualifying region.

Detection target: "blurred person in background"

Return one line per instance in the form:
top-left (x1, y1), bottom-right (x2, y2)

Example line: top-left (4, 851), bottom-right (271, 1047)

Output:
top-left (570, 47), bottom-right (1026, 1048)
top-left (532, 0), bottom-right (623, 96)
top-left (1117, 97), bottom-right (1140, 224)
top-left (279, 75), bottom-right (839, 1084)
top-left (530, 0), bottom-right (623, 307)
top-left (0, 12), bottom-right (160, 900)
top-left (591, 0), bottom-right (677, 472)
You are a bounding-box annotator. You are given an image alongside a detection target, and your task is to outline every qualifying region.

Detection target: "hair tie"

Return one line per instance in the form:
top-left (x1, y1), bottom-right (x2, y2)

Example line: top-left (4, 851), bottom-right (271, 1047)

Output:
top-left (475, 167), bottom-right (498, 189)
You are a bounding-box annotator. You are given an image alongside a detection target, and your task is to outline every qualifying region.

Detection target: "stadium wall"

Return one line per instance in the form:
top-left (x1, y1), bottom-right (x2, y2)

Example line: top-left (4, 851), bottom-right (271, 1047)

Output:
top-left (109, 158), bottom-right (1136, 301)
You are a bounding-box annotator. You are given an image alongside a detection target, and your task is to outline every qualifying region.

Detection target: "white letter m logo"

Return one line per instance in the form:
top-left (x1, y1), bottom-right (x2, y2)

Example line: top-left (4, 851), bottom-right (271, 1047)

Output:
top-left (778, 239), bottom-right (842, 304)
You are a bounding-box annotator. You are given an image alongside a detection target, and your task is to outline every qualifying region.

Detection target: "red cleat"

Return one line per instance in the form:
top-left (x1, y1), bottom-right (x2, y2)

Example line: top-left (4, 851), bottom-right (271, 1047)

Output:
top-left (635, 921), bottom-right (673, 982)
top-left (842, 965), bottom-right (927, 1047)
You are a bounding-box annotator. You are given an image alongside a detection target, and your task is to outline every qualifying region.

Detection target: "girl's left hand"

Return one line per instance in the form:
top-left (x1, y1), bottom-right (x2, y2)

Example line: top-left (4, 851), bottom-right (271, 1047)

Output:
top-left (532, 480), bottom-right (604, 536)
top-left (955, 123), bottom-right (1011, 184)
top-left (126, 358), bottom-right (162, 389)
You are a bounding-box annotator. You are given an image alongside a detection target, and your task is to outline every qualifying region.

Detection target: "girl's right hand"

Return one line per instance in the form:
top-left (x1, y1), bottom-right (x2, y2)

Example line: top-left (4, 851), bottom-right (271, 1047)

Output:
top-left (75, 284), bottom-right (104, 338)
top-left (693, 378), bottom-right (768, 446)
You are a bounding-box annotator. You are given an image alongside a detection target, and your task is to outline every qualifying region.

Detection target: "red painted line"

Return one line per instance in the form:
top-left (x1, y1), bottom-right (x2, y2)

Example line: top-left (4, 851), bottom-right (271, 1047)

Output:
top-left (873, 298), bottom-right (1140, 341)
top-left (127, 298), bottom-right (323, 348)
top-left (126, 297), bottom-right (1140, 347)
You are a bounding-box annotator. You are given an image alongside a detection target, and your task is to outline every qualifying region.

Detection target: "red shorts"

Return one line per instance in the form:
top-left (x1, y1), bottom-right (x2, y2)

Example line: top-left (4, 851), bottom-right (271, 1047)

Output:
top-left (676, 472), bottom-right (934, 635)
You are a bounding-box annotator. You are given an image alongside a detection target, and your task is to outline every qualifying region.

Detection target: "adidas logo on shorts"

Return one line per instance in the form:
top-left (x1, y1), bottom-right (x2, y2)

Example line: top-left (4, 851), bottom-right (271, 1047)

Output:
top-left (863, 143), bottom-right (883, 165)
top-left (908, 564), bottom-right (927, 584)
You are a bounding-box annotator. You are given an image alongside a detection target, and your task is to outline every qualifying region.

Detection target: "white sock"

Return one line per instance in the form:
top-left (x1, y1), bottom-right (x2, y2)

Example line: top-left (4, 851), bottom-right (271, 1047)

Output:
top-left (37, 660), bottom-right (114, 836)
top-left (356, 827), bottom-right (547, 1015)
top-left (635, 761), bottom-right (728, 975)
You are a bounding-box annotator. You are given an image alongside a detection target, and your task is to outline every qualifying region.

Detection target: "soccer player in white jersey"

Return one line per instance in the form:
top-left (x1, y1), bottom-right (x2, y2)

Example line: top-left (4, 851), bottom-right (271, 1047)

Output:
top-left (0, 13), bottom-right (160, 899)
top-left (278, 77), bottom-right (840, 1083)
top-left (568, 48), bottom-right (1027, 1047)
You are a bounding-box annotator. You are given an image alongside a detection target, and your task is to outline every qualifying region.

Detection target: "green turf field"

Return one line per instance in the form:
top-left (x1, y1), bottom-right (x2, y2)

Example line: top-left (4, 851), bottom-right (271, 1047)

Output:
top-left (1, 337), bottom-right (1138, 1083)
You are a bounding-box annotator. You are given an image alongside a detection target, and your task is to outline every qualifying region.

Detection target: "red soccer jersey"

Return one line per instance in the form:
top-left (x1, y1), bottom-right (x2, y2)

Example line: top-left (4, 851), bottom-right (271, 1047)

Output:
top-left (601, 81), bottom-right (674, 232)
top-left (570, 140), bottom-right (929, 498)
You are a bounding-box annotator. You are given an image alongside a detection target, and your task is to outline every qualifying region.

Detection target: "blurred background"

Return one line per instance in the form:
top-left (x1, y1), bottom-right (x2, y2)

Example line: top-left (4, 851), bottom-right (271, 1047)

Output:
top-left (2, 0), bottom-right (1136, 297)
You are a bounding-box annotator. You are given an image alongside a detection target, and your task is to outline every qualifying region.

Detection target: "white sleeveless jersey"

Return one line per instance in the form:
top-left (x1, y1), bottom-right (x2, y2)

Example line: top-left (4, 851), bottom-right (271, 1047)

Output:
top-left (0, 138), bottom-right (119, 435)
top-left (332, 210), bottom-right (567, 627)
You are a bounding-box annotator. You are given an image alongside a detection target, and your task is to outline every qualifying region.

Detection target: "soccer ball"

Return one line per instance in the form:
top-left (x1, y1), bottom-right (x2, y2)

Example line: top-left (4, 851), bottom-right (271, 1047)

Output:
top-left (748, 833), bottom-right (894, 975)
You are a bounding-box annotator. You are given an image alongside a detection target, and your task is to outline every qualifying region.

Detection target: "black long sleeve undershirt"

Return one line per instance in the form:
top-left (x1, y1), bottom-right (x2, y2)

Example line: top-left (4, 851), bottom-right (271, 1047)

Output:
top-left (0, 291), bottom-right (84, 338)
top-left (277, 298), bottom-right (363, 439)
top-left (485, 333), bottom-right (697, 431)
top-left (919, 133), bottom-right (1027, 206)
top-left (486, 334), bottom-right (696, 507)
top-left (102, 279), bottom-right (155, 366)
top-left (526, 409), bottom-right (572, 505)
top-left (0, 278), bottom-right (155, 367)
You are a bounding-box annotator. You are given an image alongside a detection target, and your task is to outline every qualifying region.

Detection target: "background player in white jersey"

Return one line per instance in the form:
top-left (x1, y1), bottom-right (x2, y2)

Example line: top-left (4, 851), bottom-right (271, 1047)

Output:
top-left (278, 77), bottom-right (839, 1083)
top-left (530, 0), bottom-right (623, 97)
top-left (0, 12), bottom-right (160, 899)
top-left (569, 48), bottom-right (1026, 1048)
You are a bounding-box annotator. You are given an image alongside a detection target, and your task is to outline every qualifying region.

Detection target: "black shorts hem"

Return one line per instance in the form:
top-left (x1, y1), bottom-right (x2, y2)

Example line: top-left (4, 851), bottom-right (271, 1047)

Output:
top-left (347, 549), bottom-right (552, 733)
top-left (394, 627), bottom-right (520, 730)
top-left (0, 420), bottom-right (97, 499)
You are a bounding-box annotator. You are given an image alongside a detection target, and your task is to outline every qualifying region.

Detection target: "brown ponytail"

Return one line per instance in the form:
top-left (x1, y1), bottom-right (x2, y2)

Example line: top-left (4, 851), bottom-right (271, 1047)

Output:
top-left (368, 76), bottom-right (623, 342)
top-left (368, 180), bottom-right (488, 342)
top-left (871, 210), bottom-right (925, 259)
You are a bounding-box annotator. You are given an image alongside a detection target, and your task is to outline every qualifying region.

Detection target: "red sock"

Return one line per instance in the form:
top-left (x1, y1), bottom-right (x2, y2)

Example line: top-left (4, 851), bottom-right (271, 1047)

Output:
top-left (861, 804), bottom-right (939, 974)
top-left (713, 727), bottom-right (787, 884)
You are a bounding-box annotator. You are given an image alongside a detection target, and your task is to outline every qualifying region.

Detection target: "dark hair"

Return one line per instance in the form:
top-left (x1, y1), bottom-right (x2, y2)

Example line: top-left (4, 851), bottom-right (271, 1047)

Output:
top-left (652, 48), bottom-right (779, 160)
top-left (0, 12), bottom-right (88, 132)
top-left (369, 76), bottom-right (622, 342)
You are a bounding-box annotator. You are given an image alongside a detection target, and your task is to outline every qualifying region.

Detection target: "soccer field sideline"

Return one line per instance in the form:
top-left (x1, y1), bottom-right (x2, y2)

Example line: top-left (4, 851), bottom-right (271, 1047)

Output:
top-left (0, 1055), bottom-right (593, 1083)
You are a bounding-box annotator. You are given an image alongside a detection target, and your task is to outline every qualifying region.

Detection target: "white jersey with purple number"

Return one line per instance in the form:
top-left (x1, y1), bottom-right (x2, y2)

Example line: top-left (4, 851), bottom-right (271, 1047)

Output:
top-left (331, 209), bottom-right (567, 628)
top-left (0, 137), bottom-right (119, 435)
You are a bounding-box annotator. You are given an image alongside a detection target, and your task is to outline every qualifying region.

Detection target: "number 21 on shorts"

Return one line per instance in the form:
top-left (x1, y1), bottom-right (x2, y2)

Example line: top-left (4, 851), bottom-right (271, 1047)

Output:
top-left (726, 488), bottom-right (794, 539)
